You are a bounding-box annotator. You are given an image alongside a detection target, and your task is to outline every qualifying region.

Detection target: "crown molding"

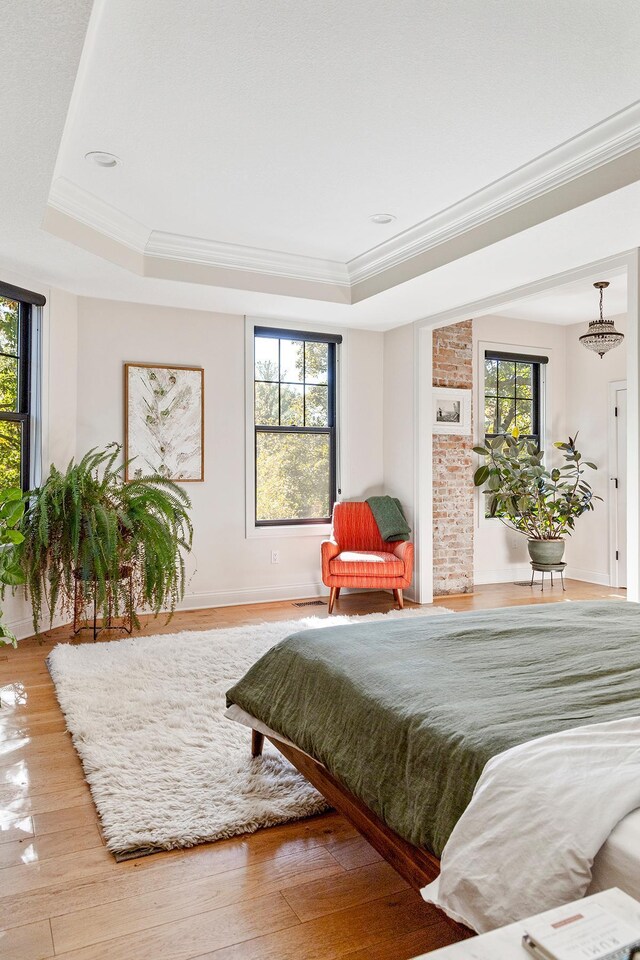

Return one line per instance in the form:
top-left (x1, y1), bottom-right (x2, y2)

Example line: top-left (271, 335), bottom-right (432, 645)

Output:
top-left (47, 177), bottom-right (151, 254)
top-left (347, 99), bottom-right (640, 285)
top-left (146, 230), bottom-right (349, 286)
top-left (45, 101), bottom-right (640, 302)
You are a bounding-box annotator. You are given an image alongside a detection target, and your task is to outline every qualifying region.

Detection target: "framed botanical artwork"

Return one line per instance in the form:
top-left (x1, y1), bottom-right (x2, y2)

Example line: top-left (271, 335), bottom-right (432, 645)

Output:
top-left (124, 363), bottom-right (204, 481)
top-left (432, 387), bottom-right (472, 435)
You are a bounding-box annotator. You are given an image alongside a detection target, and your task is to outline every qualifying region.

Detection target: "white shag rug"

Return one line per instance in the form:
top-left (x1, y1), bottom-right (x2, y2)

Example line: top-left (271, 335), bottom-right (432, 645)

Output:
top-left (48, 606), bottom-right (452, 858)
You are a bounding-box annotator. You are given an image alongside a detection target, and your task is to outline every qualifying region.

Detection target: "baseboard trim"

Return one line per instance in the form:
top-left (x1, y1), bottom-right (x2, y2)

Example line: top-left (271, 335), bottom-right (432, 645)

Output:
top-left (7, 580), bottom-right (418, 642)
top-left (176, 581), bottom-right (328, 610)
top-left (473, 565), bottom-right (532, 585)
top-left (6, 612), bottom-right (69, 643)
top-left (564, 568), bottom-right (611, 587)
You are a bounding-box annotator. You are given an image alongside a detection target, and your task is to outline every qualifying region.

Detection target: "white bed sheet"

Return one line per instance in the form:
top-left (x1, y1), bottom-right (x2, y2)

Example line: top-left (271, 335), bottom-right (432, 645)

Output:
top-left (226, 705), bottom-right (640, 910)
top-left (589, 806), bottom-right (640, 901)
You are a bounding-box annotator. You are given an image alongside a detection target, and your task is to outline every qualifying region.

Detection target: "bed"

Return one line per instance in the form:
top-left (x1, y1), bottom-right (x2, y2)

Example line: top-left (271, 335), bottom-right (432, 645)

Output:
top-left (225, 601), bottom-right (640, 930)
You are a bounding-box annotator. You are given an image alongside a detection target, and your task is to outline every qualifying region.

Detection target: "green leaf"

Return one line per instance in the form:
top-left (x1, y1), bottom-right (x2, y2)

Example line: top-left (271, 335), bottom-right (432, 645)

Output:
top-left (473, 465), bottom-right (490, 486)
top-left (473, 446), bottom-right (489, 456)
top-left (2, 529), bottom-right (24, 544)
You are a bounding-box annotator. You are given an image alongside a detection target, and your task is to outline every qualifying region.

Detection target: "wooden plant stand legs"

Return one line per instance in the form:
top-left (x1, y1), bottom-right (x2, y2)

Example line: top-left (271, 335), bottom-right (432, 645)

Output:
top-left (393, 588), bottom-right (404, 609)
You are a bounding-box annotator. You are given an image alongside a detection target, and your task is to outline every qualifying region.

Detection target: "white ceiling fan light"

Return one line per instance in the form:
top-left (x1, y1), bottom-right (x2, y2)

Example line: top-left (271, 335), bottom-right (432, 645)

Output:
top-left (84, 151), bottom-right (121, 168)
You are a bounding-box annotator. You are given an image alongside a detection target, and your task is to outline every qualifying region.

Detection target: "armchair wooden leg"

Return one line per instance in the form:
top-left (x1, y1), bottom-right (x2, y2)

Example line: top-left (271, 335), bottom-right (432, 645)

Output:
top-left (252, 730), bottom-right (264, 757)
top-left (329, 586), bottom-right (338, 614)
top-left (393, 588), bottom-right (404, 609)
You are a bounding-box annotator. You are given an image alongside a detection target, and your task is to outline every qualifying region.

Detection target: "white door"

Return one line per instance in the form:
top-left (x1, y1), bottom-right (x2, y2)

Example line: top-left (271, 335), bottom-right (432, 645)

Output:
top-left (614, 387), bottom-right (627, 588)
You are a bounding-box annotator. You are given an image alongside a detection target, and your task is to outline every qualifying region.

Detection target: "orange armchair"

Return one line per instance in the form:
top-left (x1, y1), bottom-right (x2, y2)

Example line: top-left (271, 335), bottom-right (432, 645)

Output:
top-left (321, 501), bottom-right (414, 613)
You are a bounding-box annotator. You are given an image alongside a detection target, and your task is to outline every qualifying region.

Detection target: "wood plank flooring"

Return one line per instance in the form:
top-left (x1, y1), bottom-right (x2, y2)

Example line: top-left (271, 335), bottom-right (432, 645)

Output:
top-left (0, 581), bottom-right (624, 959)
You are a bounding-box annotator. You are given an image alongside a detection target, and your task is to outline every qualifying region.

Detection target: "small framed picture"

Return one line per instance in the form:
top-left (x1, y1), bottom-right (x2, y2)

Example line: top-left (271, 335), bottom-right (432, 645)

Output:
top-left (432, 387), bottom-right (472, 435)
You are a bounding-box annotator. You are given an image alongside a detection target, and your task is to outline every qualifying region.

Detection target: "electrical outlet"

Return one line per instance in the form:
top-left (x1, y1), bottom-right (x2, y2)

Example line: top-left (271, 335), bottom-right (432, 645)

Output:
top-left (271, 550), bottom-right (280, 564)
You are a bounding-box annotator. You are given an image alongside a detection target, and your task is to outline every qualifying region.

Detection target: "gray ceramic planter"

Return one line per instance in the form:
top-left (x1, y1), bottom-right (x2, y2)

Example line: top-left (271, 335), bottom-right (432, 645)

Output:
top-left (527, 539), bottom-right (565, 564)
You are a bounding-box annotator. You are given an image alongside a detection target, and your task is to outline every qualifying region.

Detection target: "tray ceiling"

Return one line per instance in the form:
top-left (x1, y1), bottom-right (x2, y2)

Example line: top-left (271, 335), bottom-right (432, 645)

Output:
top-left (44, 0), bottom-right (640, 303)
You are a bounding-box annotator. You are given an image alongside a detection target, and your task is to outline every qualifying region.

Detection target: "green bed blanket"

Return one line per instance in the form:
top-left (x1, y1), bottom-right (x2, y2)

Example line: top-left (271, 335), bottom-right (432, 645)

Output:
top-left (226, 601), bottom-right (640, 857)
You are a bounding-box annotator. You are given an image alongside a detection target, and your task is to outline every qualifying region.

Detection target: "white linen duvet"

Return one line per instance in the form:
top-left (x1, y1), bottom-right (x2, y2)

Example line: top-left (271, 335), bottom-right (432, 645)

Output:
top-left (421, 715), bottom-right (640, 933)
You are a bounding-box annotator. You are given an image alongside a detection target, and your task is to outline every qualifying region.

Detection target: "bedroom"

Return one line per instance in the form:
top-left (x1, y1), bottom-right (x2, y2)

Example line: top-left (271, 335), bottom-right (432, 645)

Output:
top-left (2, 2), bottom-right (640, 960)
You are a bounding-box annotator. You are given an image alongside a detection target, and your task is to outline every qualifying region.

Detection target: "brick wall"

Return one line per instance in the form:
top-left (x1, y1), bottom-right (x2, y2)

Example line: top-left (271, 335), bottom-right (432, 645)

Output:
top-left (433, 320), bottom-right (474, 595)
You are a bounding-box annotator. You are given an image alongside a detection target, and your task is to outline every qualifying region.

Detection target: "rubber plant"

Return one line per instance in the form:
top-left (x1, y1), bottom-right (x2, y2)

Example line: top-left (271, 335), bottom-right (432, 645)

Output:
top-left (0, 488), bottom-right (26, 646)
top-left (472, 430), bottom-right (600, 542)
top-left (19, 444), bottom-right (193, 636)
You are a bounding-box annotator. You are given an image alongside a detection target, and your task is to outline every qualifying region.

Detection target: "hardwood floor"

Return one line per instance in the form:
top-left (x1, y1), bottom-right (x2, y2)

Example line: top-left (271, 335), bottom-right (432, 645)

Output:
top-left (0, 581), bottom-right (624, 959)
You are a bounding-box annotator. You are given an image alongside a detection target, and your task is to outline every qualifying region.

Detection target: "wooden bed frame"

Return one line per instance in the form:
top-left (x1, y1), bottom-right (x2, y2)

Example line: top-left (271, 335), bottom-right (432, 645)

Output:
top-left (251, 728), bottom-right (473, 938)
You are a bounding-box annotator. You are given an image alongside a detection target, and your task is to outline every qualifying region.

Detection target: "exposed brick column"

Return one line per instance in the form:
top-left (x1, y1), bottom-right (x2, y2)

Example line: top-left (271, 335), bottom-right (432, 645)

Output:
top-left (432, 320), bottom-right (474, 595)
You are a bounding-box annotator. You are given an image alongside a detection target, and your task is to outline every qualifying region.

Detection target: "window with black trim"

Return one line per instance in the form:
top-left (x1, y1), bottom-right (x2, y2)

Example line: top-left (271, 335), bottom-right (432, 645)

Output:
top-left (484, 350), bottom-right (546, 448)
top-left (0, 289), bottom-right (36, 492)
top-left (254, 326), bottom-right (340, 525)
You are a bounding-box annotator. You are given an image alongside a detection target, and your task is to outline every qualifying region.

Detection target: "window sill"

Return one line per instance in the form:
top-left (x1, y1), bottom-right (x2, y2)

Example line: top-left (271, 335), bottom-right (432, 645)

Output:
top-left (246, 522), bottom-right (332, 540)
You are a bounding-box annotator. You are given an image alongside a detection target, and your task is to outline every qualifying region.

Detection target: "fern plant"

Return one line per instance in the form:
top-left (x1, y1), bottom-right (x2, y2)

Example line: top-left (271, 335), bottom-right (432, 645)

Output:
top-left (19, 444), bottom-right (193, 636)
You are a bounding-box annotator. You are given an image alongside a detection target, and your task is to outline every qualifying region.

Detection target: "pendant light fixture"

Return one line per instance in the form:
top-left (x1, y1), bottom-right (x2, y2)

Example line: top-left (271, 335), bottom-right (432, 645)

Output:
top-left (579, 281), bottom-right (624, 358)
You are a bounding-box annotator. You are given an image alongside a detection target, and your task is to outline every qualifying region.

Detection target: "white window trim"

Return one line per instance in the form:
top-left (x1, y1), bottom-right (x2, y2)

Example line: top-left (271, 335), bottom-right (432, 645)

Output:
top-left (474, 338), bottom-right (553, 531)
top-left (244, 316), bottom-right (344, 540)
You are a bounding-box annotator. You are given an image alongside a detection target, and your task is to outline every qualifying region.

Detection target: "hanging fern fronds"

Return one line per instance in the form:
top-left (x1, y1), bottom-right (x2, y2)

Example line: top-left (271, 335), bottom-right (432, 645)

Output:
top-left (19, 443), bottom-right (193, 636)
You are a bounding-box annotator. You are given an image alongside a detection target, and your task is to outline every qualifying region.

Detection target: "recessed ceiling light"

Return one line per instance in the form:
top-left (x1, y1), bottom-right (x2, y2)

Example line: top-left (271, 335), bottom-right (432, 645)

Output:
top-left (84, 151), bottom-right (121, 168)
top-left (369, 213), bottom-right (396, 225)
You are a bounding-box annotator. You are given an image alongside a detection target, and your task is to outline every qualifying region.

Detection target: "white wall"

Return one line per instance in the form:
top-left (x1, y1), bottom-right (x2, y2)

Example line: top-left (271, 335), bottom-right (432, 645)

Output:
top-left (74, 298), bottom-right (384, 611)
top-left (382, 322), bottom-right (416, 585)
top-left (472, 314), bottom-right (568, 584)
top-left (564, 314), bottom-right (627, 584)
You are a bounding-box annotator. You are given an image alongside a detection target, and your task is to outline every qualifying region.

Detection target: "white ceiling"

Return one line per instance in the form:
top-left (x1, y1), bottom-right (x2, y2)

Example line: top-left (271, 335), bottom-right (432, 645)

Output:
top-left (54, 0), bottom-right (640, 261)
top-left (3, 0), bottom-right (640, 329)
top-left (495, 270), bottom-right (628, 326)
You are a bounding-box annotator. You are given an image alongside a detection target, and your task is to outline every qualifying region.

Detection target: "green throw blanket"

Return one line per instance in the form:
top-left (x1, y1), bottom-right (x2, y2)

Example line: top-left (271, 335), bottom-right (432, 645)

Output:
top-left (227, 601), bottom-right (640, 857)
top-left (366, 495), bottom-right (411, 541)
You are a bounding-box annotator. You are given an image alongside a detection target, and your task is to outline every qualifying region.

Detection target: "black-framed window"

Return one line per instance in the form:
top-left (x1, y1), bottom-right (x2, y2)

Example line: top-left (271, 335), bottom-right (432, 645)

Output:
top-left (484, 350), bottom-right (547, 448)
top-left (0, 282), bottom-right (43, 493)
top-left (254, 326), bottom-right (341, 525)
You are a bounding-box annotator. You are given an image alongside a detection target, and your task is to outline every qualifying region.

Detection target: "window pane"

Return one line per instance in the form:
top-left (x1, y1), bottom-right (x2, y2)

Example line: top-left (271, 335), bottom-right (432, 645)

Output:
top-left (516, 399), bottom-right (534, 434)
top-left (280, 383), bottom-right (304, 425)
top-left (305, 342), bottom-right (328, 384)
top-left (515, 362), bottom-right (533, 399)
top-left (254, 337), bottom-right (278, 382)
top-left (484, 397), bottom-right (497, 435)
top-left (256, 432), bottom-right (330, 521)
top-left (255, 382), bottom-right (279, 425)
top-left (280, 339), bottom-right (304, 383)
top-left (0, 298), bottom-right (18, 357)
top-left (0, 420), bottom-right (21, 492)
top-left (305, 385), bottom-right (328, 426)
top-left (497, 361), bottom-right (516, 398)
top-left (498, 397), bottom-right (516, 434)
top-left (0, 355), bottom-right (18, 412)
top-left (484, 358), bottom-right (497, 394)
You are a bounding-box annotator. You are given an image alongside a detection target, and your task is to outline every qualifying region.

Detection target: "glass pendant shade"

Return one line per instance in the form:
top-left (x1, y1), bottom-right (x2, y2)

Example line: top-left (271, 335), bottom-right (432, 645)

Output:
top-left (579, 281), bottom-right (624, 358)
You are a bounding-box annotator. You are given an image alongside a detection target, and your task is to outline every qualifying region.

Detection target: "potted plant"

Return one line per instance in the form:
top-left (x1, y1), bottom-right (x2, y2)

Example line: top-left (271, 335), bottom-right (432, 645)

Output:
top-left (18, 444), bottom-right (193, 636)
top-left (0, 488), bottom-right (26, 646)
top-left (473, 431), bottom-right (600, 564)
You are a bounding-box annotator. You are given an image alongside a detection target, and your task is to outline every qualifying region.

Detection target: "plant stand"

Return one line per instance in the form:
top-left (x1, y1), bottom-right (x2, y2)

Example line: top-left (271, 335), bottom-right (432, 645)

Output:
top-left (529, 561), bottom-right (566, 592)
top-left (73, 568), bottom-right (134, 641)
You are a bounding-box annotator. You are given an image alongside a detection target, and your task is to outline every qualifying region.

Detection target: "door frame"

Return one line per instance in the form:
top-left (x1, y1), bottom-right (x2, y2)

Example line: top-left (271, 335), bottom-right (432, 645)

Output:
top-left (608, 379), bottom-right (627, 589)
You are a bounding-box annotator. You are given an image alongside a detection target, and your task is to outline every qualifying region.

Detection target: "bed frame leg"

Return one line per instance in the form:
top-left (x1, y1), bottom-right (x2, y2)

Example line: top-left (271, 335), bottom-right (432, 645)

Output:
top-left (329, 586), bottom-right (338, 614)
top-left (393, 588), bottom-right (404, 609)
top-left (251, 730), bottom-right (264, 757)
